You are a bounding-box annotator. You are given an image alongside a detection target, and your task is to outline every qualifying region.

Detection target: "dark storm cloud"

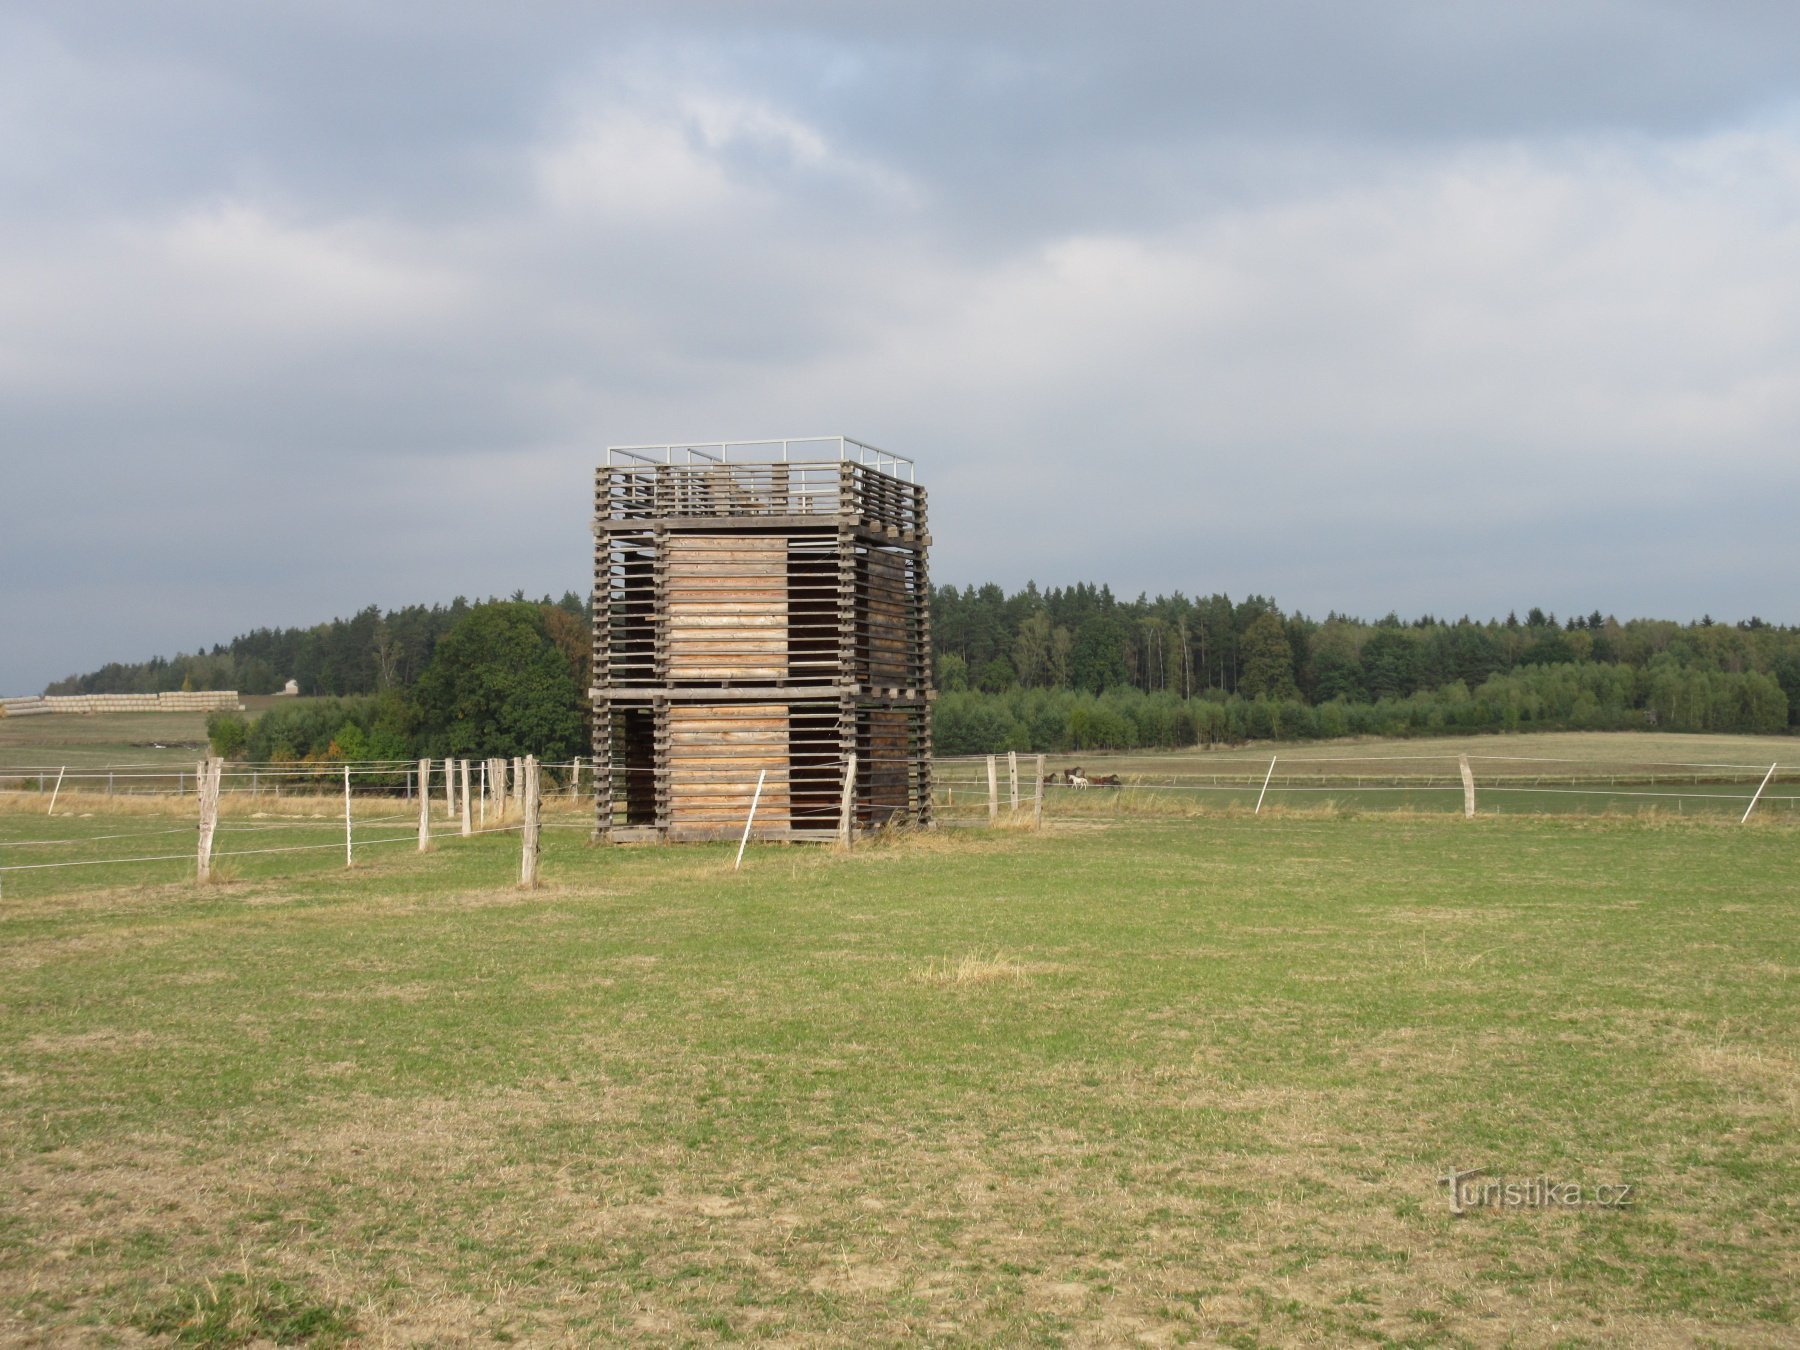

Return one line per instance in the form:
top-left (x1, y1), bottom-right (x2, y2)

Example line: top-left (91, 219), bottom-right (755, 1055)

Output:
top-left (4, 1), bottom-right (1800, 692)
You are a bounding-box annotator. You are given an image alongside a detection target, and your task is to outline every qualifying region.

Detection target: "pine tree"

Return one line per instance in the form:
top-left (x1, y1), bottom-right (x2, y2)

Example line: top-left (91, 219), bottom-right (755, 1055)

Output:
top-left (1238, 612), bottom-right (1299, 701)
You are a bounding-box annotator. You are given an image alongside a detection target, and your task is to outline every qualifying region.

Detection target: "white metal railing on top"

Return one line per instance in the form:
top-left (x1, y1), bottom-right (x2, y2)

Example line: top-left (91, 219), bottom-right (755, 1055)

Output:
top-left (606, 436), bottom-right (914, 482)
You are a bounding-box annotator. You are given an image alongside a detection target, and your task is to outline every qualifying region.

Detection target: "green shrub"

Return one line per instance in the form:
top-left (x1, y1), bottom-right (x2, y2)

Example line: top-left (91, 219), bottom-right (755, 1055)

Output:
top-left (205, 710), bottom-right (248, 759)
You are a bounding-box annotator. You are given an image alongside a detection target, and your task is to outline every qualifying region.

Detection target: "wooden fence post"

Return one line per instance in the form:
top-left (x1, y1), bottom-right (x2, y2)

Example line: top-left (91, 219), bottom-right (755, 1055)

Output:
top-left (1008, 750), bottom-right (1019, 815)
top-left (1034, 753), bottom-right (1045, 828)
top-left (444, 758), bottom-right (455, 819)
top-left (1459, 755), bottom-right (1476, 819)
top-left (987, 755), bottom-right (998, 822)
top-left (460, 759), bottom-right (472, 837)
top-left (196, 758), bottom-right (221, 882)
top-left (418, 758), bottom-right (432, 851)
top-left (519, 755), bottom-right (541, 886)
top-left (479, 759), bottom-right (487, 826)
top-left (837, 753), bottom-right (857, 850)
top-left (343, 764), bottom-right (353, 867)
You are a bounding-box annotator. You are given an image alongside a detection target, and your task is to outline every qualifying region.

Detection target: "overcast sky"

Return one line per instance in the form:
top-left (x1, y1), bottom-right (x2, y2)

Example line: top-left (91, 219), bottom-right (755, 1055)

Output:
top-left (4, 2), bottom-right (1799, 693)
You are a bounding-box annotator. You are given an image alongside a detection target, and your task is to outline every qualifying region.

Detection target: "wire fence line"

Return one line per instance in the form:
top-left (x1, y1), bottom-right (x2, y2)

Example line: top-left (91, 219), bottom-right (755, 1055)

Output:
top-left (0, 756), bottom-right (605, 802)
top-left (0, 834), bottom-right (428, 874)
top-left (931, 750), bottom-right (1797, 825)
top-left (0, 754), bottom-right (579, 894)
top-left (5, 746), bottom-right (1794, 895)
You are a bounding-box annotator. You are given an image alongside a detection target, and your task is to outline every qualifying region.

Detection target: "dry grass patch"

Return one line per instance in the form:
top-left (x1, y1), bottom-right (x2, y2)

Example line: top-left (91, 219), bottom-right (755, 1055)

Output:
top-left (1677, 1038), bottom-right (1800, 1118)
top-left (912, 951), bottom-right (1034, 987)
top-left (857, 822), bottom-right (1022, 857)
top-left (22, 1028), bottom-right (165, 1055)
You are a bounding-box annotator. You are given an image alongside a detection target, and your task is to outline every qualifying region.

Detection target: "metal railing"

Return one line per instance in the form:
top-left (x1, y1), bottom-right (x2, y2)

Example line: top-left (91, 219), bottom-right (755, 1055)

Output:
top-left (606, 436), bottom-right (913, 482)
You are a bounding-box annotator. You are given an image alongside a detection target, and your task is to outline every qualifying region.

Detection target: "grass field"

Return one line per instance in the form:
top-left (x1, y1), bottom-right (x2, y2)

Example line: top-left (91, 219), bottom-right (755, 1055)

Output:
top-left (1021, 731), bottom-right (1799, 778)
top-left (0, 700), bottom-right (332, 783)
top-left (937, 731), bottom-right (1799, 822)
top-left (0, 709), bottom-right (212, 776)
top-left (2, 801), bottom-right (1796, 1345)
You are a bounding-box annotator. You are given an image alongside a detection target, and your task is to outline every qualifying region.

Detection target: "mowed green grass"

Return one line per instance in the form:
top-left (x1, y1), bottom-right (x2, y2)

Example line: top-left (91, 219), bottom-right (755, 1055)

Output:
top-left (1, 809), bottom-right (1796, 1345)
top-left (0, 788), bottom-right (476, 901)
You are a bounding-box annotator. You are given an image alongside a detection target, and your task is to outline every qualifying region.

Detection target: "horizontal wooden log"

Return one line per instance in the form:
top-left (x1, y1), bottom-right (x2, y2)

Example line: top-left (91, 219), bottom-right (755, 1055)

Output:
top-left (666, 536), bottom-right (800, 551)
top-left (666, 705), bottom-right (789, 721)
top-left (667, 739), bottom-right (790, 753)
top-left (666, 770), bottom-right (796, 784)
top-left (665, 613), bottom-right (789, 627)
top-left (597, 516), bottom-right (928, 547)
top-left (665, 723), bottom-right (791, 735)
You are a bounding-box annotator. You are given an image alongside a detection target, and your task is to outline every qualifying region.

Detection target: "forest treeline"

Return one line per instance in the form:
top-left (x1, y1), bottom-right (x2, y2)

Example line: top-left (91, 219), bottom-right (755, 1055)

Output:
top-left (46, 592), bottom-right (591, 700)
top-left (44, 582), bottom-right (1799, 754)
top-left (202, 601), bottom-right (591, 769)
top-left (928, 583), bottom-right (1796, 750)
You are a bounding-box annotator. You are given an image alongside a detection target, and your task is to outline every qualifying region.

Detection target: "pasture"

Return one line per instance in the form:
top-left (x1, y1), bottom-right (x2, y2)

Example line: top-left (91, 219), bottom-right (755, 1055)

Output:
top-left (939, 731), bottom-right (1799, 822)
top-left (0, 699), bottom-right (339, 784)
top-left (2, 794), bottom-right (1796, 1344)
top-left (1024, 729), bottom-right (1797, 778)
top-left (0, 708), bottom-right (212, 776)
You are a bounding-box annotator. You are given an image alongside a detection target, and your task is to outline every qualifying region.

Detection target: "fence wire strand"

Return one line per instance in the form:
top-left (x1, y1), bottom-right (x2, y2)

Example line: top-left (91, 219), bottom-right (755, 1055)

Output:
top-left (4, 750), bottom-right (1794, 886)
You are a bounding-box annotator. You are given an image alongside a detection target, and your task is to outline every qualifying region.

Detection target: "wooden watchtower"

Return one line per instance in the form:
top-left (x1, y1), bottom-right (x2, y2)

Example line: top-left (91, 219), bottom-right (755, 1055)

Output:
top-left (591, 437), bottom-right (932, 842)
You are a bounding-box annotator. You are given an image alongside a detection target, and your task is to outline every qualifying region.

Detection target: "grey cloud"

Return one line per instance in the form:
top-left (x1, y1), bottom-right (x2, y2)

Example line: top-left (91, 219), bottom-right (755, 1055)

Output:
top-left (4, 2), bottom-right (1799, 692)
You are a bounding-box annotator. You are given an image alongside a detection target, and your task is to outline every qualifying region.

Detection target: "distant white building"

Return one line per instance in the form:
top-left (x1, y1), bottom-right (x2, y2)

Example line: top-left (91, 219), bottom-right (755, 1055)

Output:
top-left (278, 679), bottom-right (300, 696)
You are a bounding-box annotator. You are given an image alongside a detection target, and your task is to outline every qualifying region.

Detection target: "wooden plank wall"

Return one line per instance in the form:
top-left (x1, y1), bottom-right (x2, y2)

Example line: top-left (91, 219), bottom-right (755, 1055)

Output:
top-left (865, 707), bottom-right (911, 825)
top-left (666, 536), bottom-right (787, 683)
top-left (666, 703), bottom-right (791, 834)
top-left (860, 550), bottom-right (913, 688)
